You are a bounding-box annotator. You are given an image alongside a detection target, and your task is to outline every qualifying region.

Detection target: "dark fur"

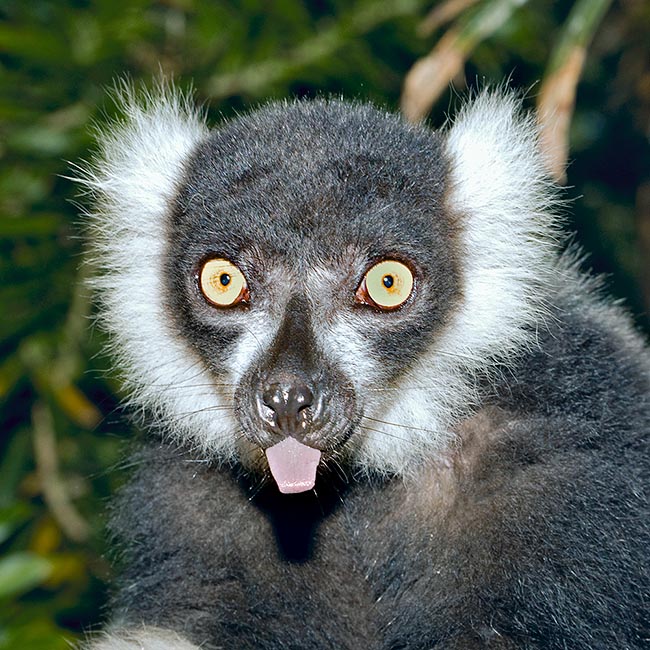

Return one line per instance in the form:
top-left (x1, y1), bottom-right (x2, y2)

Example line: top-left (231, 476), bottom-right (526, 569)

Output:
top-left (166, 101), bottom-right (460, 389)
top-left (99, 99), bottom-right (649, 649)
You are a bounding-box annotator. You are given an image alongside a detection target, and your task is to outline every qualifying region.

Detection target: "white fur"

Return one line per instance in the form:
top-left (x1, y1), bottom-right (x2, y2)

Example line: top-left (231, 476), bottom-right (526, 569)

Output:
top-left (441, 90), bottom-right (560, 362)
top-left (84, 627), bottom-right (199, 650)
top-left (350, 91), bottom-right (562, 475)
top-left (76, 82), bottom-right (242, 460)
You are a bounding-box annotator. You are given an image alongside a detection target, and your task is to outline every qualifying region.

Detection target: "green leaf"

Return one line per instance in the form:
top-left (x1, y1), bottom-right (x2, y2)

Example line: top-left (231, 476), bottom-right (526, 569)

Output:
top-left (0, 429), bottom-right (32, 509)
top-left (0, 504), bottom-right (32, 545)
top-left (0, 618), bottom-right (73, 650)
top-left (0, 214), bottom-right (62, 238)
top-left (0, 24), bottom-right (68, 63)
top-left (0, 553), bottom-right (52, 600)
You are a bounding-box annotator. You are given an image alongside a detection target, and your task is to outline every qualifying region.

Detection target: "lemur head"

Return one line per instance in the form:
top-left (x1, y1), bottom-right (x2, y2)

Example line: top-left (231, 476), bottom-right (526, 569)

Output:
top-left (79, 83), bottom-right (559, 491)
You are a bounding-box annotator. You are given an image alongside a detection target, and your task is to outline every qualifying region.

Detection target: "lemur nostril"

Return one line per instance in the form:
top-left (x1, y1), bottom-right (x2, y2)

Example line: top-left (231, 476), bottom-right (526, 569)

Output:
top-left (289, 384), bottom-right (314, 413)
top-left (261, 380), bottom-right (314, 433)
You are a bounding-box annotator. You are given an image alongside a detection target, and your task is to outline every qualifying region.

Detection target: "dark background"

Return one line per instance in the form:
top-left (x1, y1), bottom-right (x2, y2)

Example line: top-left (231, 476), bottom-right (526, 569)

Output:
top-left (0, 1), bottom-right (648, 647)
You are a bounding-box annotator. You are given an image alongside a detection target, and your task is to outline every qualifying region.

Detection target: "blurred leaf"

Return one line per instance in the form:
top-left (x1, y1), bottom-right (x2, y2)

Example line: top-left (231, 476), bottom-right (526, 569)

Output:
top-left (30, 517), bottom-right (63, 556)
top-left (401, 0), bottom-right (532, 121)
top-left (206, 0), bottom-right (425, 100)
top-left (0, 214), bottom-right (62, 238)
top-left (51, 384), bottom-right (102, 430)
top-left (46, 552), bottom-right (86, 588)
top-left (0, 428), bottom-right (32, 509)
top-left (0, 353), bottom-right (22, 401)
top-left (0, 24), bottom-right (68, 62)
top-left (0, 168), bottom-right (51, 212)
top-left (0, 619), bottom-right (72, 650)
top-left (537, 0), bottom-right (614, 182)
top-left (6, 126), bottom-right (77, 158)
top-left (418, 0), bottom-right (481, 36)
top-left (0, 504), bottom-right (32, 545)
top-left (0, 552), bottom-right (52, 600)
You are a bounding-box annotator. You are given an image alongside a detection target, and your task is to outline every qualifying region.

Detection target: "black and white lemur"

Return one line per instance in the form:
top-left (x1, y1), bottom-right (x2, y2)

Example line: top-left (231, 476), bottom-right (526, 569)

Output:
top-left (77, 84), bottom-right (650, 649)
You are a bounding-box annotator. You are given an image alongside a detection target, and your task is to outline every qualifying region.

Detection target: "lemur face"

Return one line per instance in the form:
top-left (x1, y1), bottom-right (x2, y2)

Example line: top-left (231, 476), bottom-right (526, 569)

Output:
top-left (163, 102), bottom-right (461, 490)
top-left (84, 89), bottom-right (557, 482)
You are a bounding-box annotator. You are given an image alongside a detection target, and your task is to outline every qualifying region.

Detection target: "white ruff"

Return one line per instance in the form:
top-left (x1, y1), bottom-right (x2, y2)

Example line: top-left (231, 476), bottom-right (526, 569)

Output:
top-left (75, 83), bottom-right (240, 460)
top-left (77, 86), bottom-right (561, 475)
top-left (355, 91), bottom-right (561, 476)
top-left (84, 628), bottom-right (199, 650)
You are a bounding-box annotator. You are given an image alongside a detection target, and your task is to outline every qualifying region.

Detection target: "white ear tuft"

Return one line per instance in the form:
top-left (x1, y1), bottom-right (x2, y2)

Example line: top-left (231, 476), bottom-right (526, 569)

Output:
top-left (78, 79), bottom-right (208, 218)
top-left (74, 82), bottom-right (240, 460)
top-left (442, 90), bottom-right (562, 366)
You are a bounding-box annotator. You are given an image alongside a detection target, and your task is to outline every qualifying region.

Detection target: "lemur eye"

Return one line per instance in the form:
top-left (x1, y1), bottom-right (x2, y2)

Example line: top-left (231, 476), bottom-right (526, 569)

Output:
top-left (356, 260), bottom-right (414, 310)
top-left (199, 258), bottom-right (249, 307)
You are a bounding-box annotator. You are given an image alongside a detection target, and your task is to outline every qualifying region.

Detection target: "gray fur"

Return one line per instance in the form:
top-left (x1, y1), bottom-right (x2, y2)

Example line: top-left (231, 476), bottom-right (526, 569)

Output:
top-left (79, 86), bottom-right (650, 649)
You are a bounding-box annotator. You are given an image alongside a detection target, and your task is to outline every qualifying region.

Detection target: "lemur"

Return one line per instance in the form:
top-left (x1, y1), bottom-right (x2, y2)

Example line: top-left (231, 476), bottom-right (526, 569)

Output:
top-left (77, 85), bottom-right (650, 650)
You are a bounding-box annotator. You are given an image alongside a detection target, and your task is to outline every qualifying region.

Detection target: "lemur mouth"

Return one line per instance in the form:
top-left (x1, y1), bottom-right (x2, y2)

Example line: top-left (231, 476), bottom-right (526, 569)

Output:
top-left (265, 437), bottom-right (322, 494)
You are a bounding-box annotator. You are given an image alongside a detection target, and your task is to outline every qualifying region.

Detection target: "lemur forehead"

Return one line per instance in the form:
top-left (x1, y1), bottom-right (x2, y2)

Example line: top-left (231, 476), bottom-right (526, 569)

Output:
top-left (170, 106), bottom-right (454, 276)
top-left (173, 99), bottom-right (449, 224)
top-left (202, 99), bottom-right (446, 168)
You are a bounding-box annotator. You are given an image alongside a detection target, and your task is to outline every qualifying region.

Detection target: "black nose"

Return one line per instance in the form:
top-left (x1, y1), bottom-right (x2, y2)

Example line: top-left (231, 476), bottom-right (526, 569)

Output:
top-left (261, 377), bottom-right (314, 435)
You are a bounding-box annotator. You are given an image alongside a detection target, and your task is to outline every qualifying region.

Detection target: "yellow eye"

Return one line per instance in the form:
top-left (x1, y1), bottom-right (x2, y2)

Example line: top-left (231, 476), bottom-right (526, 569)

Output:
top-left (356, 260), bottom-right (414, 310)
top-left (199, 258), bottom-right (249, 307)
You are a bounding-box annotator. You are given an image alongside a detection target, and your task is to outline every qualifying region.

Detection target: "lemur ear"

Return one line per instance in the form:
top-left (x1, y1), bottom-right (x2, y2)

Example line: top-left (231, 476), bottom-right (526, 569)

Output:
top-left (72, 83), bottom-right (238, 460)
top-left (80, 80), bottom-right (208, 232)
top-left (430, 91), bottom-right (562, 371)
top-left (444, 90), bottom-right (558, 233)
top-left (74, 80), bottom-right (208, 365)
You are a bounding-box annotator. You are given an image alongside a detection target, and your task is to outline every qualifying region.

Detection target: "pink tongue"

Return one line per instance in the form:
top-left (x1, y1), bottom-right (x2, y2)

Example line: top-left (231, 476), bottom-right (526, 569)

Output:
top-left (265, 437), bottom-right (322, 494)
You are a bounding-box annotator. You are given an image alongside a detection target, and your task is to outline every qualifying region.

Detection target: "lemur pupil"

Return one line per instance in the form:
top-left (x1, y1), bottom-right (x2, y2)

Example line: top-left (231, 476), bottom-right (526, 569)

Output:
top-left (383, 275), bottom-right (394, 289)
top-left (220, 273), bottom-right (231, 286)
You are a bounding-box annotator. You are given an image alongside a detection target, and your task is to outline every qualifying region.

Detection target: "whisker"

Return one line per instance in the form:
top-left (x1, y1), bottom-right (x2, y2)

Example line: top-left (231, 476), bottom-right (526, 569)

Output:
top-left (364, 385), bottom-right (434, 392)
top-left (358, 424), bottom-right (422, 445)
top-left (425, 347), bottom-right (484, 364)
top-left (326, 453), bottom-right (350, 488)
top-left (248, 468), bottom-right (272, 501)
top-left (240, 323), bottom-right (267, 356)
top-left (362, 415), bottom-right (439, 436)
top-left (172, 405), bottom-right (236, 420)
top-left (141, 380), bottom-right (235, 390)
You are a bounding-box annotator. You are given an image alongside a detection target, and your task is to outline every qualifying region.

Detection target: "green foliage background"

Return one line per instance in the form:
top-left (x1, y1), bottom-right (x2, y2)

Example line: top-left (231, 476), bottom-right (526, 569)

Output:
top-left (0, 0), bottom-right (648, 647)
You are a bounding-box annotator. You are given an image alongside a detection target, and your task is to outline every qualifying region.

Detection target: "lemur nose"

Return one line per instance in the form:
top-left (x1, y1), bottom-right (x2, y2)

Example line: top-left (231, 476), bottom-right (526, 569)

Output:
top-left (261, 379), bottom-right (314, 435)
